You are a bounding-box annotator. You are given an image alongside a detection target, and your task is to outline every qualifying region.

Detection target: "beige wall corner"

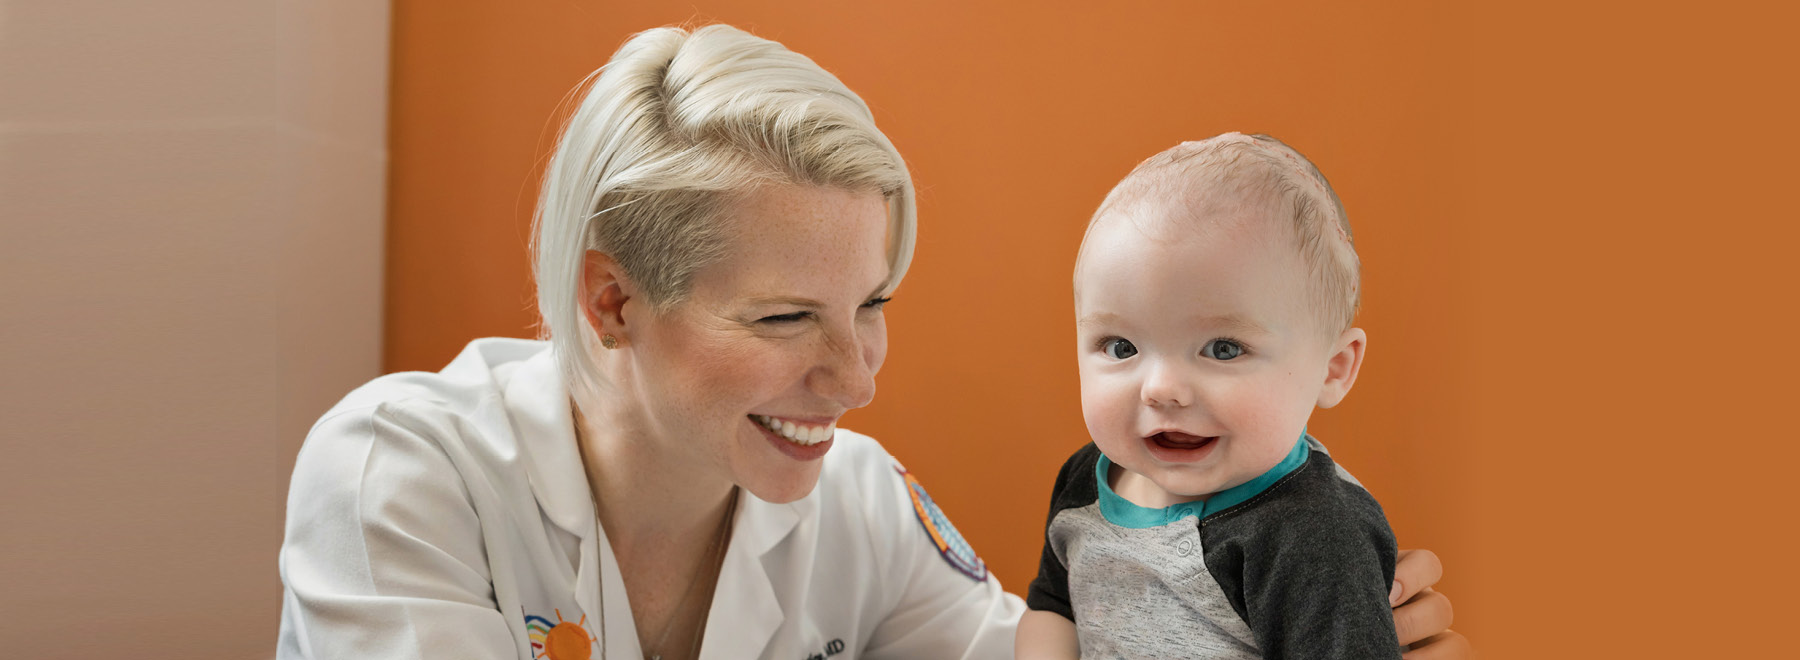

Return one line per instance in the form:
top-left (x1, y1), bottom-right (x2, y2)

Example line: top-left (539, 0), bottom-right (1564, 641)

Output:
top-left (0, 1), bottom-right (391, 657)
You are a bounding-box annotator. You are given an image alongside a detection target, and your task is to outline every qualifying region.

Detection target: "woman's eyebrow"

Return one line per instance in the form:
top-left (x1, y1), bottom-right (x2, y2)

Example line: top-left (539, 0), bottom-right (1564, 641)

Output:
top-left (745, 296), bottom-right (822, 307)
top-left (746, 283), bottom-right (891, 308)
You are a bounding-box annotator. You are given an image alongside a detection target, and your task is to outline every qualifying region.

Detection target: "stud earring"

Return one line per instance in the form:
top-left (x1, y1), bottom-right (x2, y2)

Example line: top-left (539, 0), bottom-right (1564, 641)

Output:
top-left (601, 334), bottom-right (618, 349)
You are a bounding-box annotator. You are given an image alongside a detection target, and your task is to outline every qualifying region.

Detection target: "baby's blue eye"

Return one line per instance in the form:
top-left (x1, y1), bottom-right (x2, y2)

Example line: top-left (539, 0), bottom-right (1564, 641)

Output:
top-left (1102, 338), bottom-right (1138, 360)
top-left (1202, 339), bottom-right (1245, 361)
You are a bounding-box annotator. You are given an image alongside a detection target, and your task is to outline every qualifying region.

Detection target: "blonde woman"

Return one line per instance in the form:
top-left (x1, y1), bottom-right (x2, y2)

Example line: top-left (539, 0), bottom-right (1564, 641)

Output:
top-left (277, 25), bottom-right (1467, 660)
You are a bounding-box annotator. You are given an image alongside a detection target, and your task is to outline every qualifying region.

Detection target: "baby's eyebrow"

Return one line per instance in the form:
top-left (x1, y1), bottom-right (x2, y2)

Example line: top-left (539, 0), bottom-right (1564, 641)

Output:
top-left (1077, 312), bottom-right (1121, 329)
top-left (1191, 314), bottom-right (1271, 335)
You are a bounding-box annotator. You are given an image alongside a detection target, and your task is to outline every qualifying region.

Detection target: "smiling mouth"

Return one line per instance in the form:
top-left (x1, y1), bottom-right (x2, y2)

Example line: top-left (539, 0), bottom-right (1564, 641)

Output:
top-left (751, 414), bottom-right (836, 446)
top-left (1149, 431), bottom-right (1216, 449)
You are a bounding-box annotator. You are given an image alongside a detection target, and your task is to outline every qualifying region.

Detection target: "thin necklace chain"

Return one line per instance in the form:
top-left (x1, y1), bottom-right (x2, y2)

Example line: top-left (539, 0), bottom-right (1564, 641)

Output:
top-left (646, 486), bottom-right (738, 660)
top-left (574, 411), bottom-right (739, 660)
top-left (589, 486), bottom-right (738, 660)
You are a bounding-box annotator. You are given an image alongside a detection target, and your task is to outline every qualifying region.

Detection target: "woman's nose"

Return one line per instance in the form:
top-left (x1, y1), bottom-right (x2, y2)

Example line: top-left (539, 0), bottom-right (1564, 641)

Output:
top-left (1140, 360), bottom-right (1192, 408)
top-left (811, 326), bottom-right (878, 410)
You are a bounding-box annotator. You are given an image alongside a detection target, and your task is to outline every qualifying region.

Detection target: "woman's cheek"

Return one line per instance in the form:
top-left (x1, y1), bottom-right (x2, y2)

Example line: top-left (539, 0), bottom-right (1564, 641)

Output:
top-left (862, 318), bottom-right (889, 375)
top-left (707, 339), bottom-right (794, 400)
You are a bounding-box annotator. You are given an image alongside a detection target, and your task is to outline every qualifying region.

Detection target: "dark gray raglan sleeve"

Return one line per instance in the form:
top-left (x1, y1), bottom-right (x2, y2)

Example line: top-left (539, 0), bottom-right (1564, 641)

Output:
top-left (1205, 454), bottom-right (1403, 660)
top-left (1024, 443), bottom-right (1102, 621)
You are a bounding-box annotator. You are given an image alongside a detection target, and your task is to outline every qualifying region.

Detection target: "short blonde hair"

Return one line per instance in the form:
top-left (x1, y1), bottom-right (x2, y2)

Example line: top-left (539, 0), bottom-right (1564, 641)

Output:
top-left (1083, 133), bottom-right (1360, 334)
top-left (533, 24), bottom-right (916, 394)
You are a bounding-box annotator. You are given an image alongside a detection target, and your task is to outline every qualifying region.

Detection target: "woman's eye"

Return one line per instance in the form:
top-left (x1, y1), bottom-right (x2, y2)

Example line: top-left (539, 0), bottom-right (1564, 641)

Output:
top-left (1201, 339), bottom-right (1245, 361)
top-left (759, 311), bottom-right (811, 323)
top-left (861, 296), bottom-right (892, 311)
top-left (1101, 338), bottom-right (1138, 360)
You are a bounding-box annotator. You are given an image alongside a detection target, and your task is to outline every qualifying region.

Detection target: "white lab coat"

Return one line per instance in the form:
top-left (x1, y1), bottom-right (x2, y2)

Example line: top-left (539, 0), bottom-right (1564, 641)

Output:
top-left (278, 338), bottom-right (1023, 660)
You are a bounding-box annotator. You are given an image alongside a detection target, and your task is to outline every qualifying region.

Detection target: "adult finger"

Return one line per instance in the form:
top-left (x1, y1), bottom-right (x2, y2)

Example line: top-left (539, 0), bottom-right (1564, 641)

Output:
top-left (1403, 630), bottom-right (1474, 660)
top-left (1394, 588), bottom-right (1454, 647)
top-left (1390, 548), bottom-right (1445, 606)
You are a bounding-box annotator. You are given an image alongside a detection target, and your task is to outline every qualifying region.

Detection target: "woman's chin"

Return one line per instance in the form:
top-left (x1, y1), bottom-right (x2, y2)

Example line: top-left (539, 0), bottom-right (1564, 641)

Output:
top-left (730, 417), bottom-right (832, 503)
top-left (739, 468), bottom-right (823, 504)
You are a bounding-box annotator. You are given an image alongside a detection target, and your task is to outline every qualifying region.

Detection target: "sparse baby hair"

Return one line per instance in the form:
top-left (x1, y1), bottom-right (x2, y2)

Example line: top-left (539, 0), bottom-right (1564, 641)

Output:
top-left (1083, 133), bottom-right (1361, 335)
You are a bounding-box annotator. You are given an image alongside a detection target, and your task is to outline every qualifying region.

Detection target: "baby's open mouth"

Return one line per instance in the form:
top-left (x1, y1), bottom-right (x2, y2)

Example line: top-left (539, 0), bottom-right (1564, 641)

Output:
top-left (1149, 431), bottom-right (1215, 449)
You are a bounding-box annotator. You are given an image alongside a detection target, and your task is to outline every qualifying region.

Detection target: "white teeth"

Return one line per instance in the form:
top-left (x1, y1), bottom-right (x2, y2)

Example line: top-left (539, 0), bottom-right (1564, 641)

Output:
top-left (753, 414), bottom-right (834, 446)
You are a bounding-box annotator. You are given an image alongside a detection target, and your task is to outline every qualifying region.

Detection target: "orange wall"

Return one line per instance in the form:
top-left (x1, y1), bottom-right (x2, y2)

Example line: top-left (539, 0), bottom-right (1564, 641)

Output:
top-left (387, 2), bottom-right (1798, 657)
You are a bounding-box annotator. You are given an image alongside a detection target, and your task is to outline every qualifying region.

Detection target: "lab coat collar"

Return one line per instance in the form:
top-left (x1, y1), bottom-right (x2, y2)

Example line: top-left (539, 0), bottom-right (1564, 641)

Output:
top-left (504, 347), bottom-right (615, 646)
top-left (506, 346), bottom-right (595, 541)
top-left (704, 481), bottom-right (812, 658)
top-left (734, 487), bottom-right (809, 556)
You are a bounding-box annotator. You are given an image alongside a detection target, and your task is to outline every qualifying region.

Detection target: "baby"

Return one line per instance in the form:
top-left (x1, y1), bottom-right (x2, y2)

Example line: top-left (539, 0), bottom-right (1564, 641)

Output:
top-left (1017, 134), bottom-right (1400, 659)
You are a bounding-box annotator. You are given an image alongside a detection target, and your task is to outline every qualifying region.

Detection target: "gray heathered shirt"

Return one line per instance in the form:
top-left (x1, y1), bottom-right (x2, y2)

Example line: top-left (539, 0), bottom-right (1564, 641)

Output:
top-left (1024, 436), bottom-right (1401, 660)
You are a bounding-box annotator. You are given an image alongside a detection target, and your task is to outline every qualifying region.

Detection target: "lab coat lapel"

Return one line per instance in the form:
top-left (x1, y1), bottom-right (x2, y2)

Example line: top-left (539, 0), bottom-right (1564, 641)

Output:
top-left (702, 490), bottom-right (808, 660)
top-left (505, 348), bottom-right (611, 631)
top-left (509, 349), bottom-right (591, 540)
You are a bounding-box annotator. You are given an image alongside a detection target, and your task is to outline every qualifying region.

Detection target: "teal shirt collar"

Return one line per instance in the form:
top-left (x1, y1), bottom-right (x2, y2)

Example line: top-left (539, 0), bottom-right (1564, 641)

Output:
top-left (1096, 433), bottom-right (1312, 529)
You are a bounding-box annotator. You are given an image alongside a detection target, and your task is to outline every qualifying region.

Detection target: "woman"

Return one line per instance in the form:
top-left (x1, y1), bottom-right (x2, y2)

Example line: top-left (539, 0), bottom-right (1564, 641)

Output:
top-left (278, 24), bottom-right (1466, 660)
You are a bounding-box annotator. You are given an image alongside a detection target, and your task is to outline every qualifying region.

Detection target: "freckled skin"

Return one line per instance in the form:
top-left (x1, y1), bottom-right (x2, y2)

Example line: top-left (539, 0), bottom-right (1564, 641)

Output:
top-left (1074, 207), bottom-right (1339, 508)
top-left (621, 184), bottom-right (893, 505)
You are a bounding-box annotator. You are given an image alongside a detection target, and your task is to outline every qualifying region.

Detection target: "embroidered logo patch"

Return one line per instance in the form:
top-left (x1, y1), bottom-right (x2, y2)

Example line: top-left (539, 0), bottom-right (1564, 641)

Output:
top-left (526, 609), bottom-right (596, 660)
top-left (895, 464), bottom-right (988, 582)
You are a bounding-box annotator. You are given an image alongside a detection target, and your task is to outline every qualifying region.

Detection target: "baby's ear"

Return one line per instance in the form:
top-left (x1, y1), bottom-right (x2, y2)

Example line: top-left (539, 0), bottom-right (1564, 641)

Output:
top-left (1316, 327), bottom-right (1367, 409)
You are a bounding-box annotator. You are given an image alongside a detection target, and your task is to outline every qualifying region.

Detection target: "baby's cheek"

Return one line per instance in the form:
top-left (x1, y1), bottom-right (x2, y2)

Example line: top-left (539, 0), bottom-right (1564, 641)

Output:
top-left (1202, 382), bottom-right (1255, 424)
top-left (1209, 388), bottom-right (1276, 438)
top-left (1078, 376), bottom-right (1134, 437)
top-left (1223, 383), bottom-right (1310, 454)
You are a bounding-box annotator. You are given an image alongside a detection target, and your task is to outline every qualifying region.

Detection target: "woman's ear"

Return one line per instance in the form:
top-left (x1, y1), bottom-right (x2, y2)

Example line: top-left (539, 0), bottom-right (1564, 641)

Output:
top-left (1316, 327), bottom-right (1367, 409)
top-left (580, 250), bottom-right (634, 346)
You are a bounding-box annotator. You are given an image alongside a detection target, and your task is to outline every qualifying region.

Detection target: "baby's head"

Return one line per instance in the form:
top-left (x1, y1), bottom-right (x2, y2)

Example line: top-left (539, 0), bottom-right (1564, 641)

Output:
top-left (1073, 133), bottom-right (1367, 504)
